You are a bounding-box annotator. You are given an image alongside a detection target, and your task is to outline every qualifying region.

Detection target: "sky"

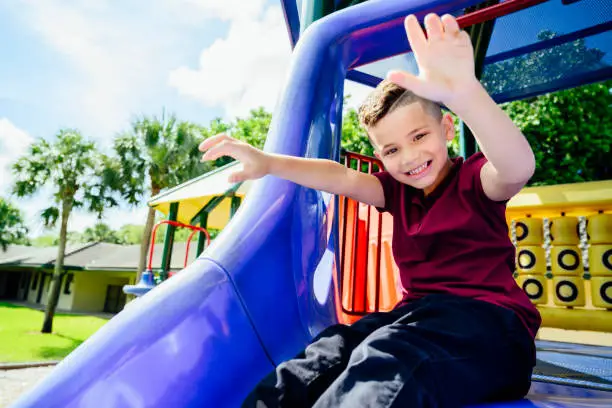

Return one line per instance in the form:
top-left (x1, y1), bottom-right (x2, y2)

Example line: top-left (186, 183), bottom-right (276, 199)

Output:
top-left (0, 0), bottom-right (372, 237)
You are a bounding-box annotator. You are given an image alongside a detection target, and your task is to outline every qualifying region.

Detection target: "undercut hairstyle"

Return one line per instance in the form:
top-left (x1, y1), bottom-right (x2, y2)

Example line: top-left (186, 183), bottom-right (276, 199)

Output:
top-left (358, 79), bottom-right (443, 129)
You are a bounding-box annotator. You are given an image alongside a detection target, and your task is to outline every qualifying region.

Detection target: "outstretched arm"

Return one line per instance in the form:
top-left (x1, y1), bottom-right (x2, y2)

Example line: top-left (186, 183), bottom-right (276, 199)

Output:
top-left (388, 14), bottom-right (535, 201)
top-left (199, 134), bottom-right (385, 207)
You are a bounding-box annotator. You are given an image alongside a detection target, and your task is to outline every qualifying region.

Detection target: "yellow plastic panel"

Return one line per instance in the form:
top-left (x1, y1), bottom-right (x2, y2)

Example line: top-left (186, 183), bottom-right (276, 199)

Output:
top-left (516, 246), bottom-right (546, 274)
top-left (551, 246), bottom-right (583, 276)
top-left (514, 218), bottom-right (543, 246)
top-left (516, 274), bottom-right (548, 305)
top-left (549, 216), bottom-right (580, 245)
top-left (587, 214), bottom-right (612, 244)
top-left (507, 180), bottom-right (612, 218)
top-left (552, 276), bottom-right (585, 307)
top-left (590, 277), bottom-right (612, 308)
top-left (539, 307), bottom-right (612, 332)
top-left (589, 245), bottom-right (612, 277)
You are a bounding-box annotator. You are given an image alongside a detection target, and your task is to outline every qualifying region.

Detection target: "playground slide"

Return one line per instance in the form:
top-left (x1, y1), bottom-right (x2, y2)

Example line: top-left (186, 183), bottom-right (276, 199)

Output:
top-left (12, 154), bottom-right (338, 407)
top-left (13, 0), bottom-right (350, 405)
top-left (11, 100), bottom-right (341, 405)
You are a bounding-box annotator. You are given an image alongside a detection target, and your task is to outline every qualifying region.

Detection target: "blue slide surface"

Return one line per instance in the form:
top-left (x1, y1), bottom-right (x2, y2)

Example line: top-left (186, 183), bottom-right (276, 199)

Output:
top-left (12, 0), bottom-right (612, 406)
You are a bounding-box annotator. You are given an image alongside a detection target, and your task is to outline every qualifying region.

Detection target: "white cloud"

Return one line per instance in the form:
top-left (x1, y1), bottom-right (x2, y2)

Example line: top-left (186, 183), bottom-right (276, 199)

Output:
top-left (4, 1), bottom-right (197, 143)
top-left (168, 2), bottom-right (377, 119)
top-left (1, 1), bottom-right (377, 241)
top-left (164, 0), bottom-right (266, 23)
top-left (169, 5), bottom-right (292, 118)
top-left (8, 2), bottom-right (129, 139)
top-left (0, 118), bottom-right (34, 196)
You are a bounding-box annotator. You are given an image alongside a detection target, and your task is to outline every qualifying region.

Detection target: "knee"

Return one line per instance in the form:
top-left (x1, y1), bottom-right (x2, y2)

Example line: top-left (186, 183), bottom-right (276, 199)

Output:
top-left (347, 332), bottom-right (427, 374)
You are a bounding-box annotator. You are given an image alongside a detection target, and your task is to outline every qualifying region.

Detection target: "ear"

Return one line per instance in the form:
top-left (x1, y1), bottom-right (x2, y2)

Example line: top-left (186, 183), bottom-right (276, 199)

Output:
top-left (442, 113), bottom-right (456, 142)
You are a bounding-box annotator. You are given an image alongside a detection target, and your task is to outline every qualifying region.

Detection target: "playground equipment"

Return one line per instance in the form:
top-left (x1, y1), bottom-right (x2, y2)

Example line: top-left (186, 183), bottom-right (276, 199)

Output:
top-left (123, 220), bottom-right (211, 297)
top-left (13, 0), bottom-right (612, 406)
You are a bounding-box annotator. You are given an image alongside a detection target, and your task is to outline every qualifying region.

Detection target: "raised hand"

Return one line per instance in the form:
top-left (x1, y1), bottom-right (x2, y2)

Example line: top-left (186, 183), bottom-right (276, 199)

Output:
top-left (387, 14), bottom-right (478, 107)
top-left (198, 134), bottom-right (271, 183)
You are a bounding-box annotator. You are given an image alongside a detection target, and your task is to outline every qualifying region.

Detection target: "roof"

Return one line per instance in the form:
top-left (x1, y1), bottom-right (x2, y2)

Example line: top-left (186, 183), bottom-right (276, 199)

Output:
top-left (0, 243), bottom-right (94, 266)
top-left (0, 242), bottom-right (208, 272)
top-left (281, 0), bottom-right (612, 103)
top-left (148, 161), bottom-right (252, 228)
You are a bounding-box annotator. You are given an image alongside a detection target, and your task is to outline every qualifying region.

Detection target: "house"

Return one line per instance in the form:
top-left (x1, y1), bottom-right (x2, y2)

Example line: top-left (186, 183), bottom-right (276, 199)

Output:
top-left (0, 241), bottom-right (202, 314)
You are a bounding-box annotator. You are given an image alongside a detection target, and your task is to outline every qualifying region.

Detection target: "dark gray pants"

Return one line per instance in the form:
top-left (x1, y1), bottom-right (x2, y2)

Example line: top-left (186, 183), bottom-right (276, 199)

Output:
top-left (243, 294), bottom-right (535, 408)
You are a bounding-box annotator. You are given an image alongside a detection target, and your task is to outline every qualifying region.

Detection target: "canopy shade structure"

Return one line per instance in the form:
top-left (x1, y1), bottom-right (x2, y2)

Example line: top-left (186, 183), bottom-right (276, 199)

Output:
top-left (148, 161), bottom-right (251, 229)
top-left (282, 0), bottom-right (612, 103)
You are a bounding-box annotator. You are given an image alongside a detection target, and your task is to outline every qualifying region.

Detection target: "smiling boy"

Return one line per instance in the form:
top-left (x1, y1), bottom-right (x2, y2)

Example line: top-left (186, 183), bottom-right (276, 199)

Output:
top-left (200, 13), bottom-right (541, 408)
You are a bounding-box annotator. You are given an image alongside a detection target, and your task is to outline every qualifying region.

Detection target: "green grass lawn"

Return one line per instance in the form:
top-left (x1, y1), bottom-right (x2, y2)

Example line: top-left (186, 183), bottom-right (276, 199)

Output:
top-left (0, 302), bottom-right (108, 363)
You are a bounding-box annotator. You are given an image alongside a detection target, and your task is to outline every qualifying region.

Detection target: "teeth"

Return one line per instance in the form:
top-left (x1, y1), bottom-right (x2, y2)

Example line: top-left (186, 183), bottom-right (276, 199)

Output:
top-left (408, 162), bottom-right (428, 175)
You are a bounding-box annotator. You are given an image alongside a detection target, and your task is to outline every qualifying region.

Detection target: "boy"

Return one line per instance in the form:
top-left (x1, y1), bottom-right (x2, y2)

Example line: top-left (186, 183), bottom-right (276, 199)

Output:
top-left (200, 13), bottom-right (541, 408)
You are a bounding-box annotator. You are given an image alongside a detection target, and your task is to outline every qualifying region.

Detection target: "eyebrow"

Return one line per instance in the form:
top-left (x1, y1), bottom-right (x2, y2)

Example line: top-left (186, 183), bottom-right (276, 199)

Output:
top-left (381, 126), bottom-right (428, 150)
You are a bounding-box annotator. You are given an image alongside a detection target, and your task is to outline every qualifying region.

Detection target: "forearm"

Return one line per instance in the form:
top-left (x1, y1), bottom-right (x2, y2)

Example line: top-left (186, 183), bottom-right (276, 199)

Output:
top-left (448, 81), bottom-right (535, 183)
top-left (267, 154), bottom-right (354, 196)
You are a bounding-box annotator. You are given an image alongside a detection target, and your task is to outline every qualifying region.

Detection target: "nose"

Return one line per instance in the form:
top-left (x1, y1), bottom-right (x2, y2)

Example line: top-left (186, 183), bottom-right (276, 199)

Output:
top-left (400, 149), bottom-right (419, 168)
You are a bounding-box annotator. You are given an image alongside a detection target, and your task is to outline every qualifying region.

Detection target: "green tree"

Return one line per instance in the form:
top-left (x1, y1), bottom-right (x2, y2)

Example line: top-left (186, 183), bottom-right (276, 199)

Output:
top-left (113, 113), bottom-right (208, 280)
top-left (32, 232), bottom-right (83, 246)
top-left (81, 222), bottom-right (123, 244)
top-left (232, 107), bottom-right (271, 149)
top-left (116, 224), bottom-right (146, 245)
top-left (199, 109), bottom-right (271, 169)
top-left (341, 106), bottom-right (375, 158)
top-left (32, 234), bottom-right (58, 247)
top-left (196, 117), bottom-right (233, 168)
top-left (0, 198), bottom-right (29, 250)
top-left (503, 80), bottom-right (612, 185)
top-left (12, 129), bottom-right (120, 333)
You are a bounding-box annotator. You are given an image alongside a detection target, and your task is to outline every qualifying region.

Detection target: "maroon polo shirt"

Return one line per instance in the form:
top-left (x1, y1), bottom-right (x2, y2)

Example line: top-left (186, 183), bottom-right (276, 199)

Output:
top-left (373, 152), bottom-right (541, 338)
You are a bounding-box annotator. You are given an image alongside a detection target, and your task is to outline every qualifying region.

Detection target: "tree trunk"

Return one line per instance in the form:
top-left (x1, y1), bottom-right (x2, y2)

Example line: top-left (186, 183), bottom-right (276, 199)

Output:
top-left (136, 186), bottom-right (160, 282)
top-left (41, 200), bottom-right (71, 334)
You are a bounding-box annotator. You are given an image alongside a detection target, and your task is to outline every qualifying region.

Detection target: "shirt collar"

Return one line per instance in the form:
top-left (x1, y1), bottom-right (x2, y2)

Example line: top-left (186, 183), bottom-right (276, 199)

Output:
top-left (410, 156), bottom-right (464, 206)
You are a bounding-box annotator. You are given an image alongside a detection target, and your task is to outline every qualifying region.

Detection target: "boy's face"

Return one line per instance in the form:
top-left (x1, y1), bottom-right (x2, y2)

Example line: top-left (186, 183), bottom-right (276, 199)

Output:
top-left (368, 102), bottom-right (455, 193)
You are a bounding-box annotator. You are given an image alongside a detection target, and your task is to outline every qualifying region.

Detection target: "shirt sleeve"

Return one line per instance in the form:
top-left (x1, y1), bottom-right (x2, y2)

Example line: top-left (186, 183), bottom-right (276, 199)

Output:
top-left (371, 171), bottom-right (398, 214)
top-left (462, 152), bottom-right (510, 223)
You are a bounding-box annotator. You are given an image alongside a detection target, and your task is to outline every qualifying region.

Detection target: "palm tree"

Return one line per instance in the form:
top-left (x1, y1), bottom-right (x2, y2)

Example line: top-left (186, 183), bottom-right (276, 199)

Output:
top-left (12, 129), bottom-right (120, 333)
top-left (113, 112), bottom-right (207, 281)
top-left (0, 197), bottom-right (29, 250)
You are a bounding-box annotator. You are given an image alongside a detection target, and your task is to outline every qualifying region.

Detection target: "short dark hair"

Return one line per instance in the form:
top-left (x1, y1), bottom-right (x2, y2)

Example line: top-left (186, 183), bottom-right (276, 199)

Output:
top-left (358, 79), bottom-right (442, 128)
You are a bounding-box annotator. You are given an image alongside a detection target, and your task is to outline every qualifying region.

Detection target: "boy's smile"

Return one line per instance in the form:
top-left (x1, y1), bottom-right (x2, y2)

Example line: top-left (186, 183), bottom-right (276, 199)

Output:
top-left (369, 102), bottom-right (455, 195)
top-left (405, 160), bottom-right (433, 177)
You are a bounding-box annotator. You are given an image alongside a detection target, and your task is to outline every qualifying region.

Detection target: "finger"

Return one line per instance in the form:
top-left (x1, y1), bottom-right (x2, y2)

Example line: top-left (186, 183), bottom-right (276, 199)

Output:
top-left (198, 133), bottom-right (233, 152)
top-left (424, 13), bottom-right (444, 41)
top-left (404, 14), bottom-right (427, 55)
top-left (459, 30), bottom-right (472, 45)
top-left (441, 14), bottom-right (460, 37)
top-left (228, 170), bottom-right (250, 183)
top-left (386, 70), bottom-right (424, 95)
top-left (201, 141), bottom-right (237, 161)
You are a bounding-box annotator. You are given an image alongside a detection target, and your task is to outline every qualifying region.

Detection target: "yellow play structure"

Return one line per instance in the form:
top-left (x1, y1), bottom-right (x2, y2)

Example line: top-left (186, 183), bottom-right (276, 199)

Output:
top-left (507, 179), bottom-right (612, 333)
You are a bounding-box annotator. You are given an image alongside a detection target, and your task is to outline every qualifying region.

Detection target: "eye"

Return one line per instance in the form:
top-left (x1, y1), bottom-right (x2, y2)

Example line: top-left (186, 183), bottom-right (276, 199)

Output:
top-left (414, 133), bottom-right (427, 141)
top-left (383, 147), bottom-right (398, 156)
